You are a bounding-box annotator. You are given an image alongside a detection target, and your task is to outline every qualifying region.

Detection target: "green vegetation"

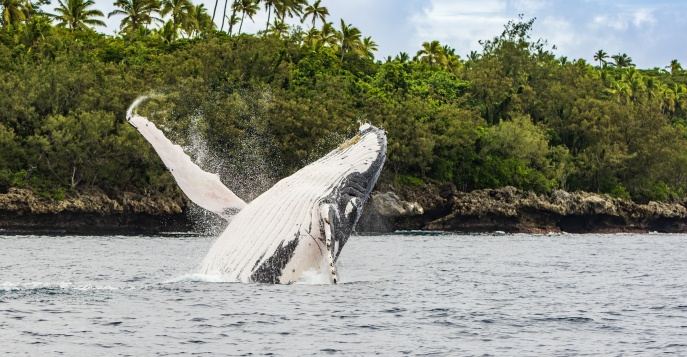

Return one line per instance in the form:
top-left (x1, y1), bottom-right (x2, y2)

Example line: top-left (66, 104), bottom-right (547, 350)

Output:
top-left (1, 3), bottom-right (687, 204)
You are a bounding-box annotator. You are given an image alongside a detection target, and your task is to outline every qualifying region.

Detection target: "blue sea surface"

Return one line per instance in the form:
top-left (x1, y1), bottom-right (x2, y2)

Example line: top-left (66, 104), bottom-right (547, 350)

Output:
top-left (1, 233), bottom-right (686, 355)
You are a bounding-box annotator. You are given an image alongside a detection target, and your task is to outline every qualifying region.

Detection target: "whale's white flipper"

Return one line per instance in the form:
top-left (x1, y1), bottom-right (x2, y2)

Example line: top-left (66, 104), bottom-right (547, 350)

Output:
top-left (128, 115), bottom-right (246, 219)
top-left (200, 125), bottom-right (386, 284)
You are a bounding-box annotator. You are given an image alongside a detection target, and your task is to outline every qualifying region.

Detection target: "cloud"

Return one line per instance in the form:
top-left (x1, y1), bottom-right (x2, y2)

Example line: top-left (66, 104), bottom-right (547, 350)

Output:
top-left (410, 0), bottom-right (511, 55)
top-left (632, 9), bottom-right (656, 27)
top-left (592, 8), bottom-right (656, 31)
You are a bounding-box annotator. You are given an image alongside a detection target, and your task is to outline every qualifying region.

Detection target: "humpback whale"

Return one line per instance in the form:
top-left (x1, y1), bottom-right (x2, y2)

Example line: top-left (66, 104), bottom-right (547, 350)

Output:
top-left (127, 103), bottom-right (386, 284)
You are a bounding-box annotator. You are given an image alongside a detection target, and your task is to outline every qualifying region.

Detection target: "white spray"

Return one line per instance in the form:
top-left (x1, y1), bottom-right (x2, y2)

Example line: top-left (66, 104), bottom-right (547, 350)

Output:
top-left (126, 95), bottom-right (151, 119)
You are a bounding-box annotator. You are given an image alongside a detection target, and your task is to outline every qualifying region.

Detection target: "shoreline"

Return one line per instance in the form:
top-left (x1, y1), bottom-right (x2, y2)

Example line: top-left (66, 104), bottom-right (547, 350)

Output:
top-left (3, 186), bottom-right (687, 235)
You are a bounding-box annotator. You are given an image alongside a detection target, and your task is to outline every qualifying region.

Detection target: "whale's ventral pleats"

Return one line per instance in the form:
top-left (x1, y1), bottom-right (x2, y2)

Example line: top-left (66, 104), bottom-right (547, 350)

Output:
top-left (126, 101), bottom-right (386, 284)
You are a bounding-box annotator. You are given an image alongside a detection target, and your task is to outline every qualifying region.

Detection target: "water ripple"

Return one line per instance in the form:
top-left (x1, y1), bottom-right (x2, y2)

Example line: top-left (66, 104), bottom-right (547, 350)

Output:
top-left (0, 233), bottom-right (686, 355)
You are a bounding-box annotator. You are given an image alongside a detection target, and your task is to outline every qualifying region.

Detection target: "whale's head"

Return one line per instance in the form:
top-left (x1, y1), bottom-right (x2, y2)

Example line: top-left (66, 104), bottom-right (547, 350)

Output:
top-left (321, 124), bottom-right (387, 259)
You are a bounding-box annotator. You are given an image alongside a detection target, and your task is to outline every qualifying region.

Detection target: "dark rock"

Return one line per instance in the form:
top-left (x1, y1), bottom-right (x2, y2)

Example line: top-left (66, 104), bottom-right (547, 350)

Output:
top-left (0, 188), bottom-right (195, 234)
top-left (421, 186), bottom-right (687, 233)
top-left (357, 191), bottom-right (424, 233)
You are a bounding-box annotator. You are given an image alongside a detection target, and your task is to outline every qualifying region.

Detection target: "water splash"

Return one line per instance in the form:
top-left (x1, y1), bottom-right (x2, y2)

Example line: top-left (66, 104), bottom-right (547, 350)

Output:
top-left (164, 274), bottom-right (235, 284)
top-left (179, 87), bottom-right (279, 203)
top-left (0, 281), bottom-right (122, 292)
top-left (126, 95), bottom-right (150, 119)
top-left (125, 88), bottom-right (281, 234)
top-left (295, 269), bottom-right (333, 285)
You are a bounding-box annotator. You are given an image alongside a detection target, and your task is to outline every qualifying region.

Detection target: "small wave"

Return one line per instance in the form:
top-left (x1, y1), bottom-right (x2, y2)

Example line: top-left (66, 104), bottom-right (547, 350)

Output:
top-left (537, 316), bottom-right (594, 323)
top-left (1, 282), bottom-right (121, 292)
top-left (164, 274), bottom-right (236, 284)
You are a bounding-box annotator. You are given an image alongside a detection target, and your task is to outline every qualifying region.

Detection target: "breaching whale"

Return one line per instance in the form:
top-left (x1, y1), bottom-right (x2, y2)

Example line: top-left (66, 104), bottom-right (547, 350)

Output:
top-left (127, 103), bottom-right (386, 284)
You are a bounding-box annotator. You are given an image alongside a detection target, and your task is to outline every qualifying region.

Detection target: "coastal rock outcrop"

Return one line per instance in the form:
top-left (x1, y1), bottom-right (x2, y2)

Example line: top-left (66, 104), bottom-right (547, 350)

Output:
top-left (421, 186), bottom-right (687, 233)
top-left (357, 191), bottom-right (424, 233)
top-left (4, 185), bottom-right (687, 234)
top-left (0, 188), bottom-right (193, 234)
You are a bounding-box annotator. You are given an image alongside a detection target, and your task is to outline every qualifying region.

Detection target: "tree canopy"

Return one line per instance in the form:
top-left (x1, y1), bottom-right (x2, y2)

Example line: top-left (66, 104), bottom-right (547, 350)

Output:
top-left (1, 4), bottom-right (686, 204)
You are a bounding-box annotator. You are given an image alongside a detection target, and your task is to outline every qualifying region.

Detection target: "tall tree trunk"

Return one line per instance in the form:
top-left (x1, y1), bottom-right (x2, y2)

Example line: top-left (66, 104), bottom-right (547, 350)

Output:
top-left (211, 0), bottom-right (220, 23)
top-left (228, 1), bottom-right (239, 35)
top-left (265, 4), bottom-right (271, 31)
top-left (239, 11), bottom-right (245, 34)
top-left (220, 0), bottom-right (229, 31)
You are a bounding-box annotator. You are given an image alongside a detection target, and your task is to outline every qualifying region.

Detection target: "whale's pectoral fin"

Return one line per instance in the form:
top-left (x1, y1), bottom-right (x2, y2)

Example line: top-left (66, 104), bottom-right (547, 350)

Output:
top-left (128, 115), bottom-right (246, 220)
top-left (320, 204), bottom-right (339, 284)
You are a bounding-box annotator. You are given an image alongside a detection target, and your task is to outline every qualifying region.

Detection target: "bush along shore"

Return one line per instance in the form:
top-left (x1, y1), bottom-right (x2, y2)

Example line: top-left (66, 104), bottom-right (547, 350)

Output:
top-left (3, 185), bottom-right (687, 235)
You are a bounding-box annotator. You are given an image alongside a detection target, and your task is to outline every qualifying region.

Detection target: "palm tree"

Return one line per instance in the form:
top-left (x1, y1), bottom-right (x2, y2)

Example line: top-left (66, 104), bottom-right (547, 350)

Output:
top-left (219, 0), bottom-right (231, 31)
top-left (611, 53), bottom-right (634, 69)
top-left (360, 36), bottom-right (377, 60)
top-left (224, 12), bottom-right (239, 33)
top-left (157, 19), bottom-right (175, 43)
top-left (416, 40), bottom-right (444, 66)
top-left (189, 3), bottom-right (213, 36)
top-left (236, 0), bottom-right (258, 34)
top-left (395, 52), bottom-right (409, 63)
top-left (179, 4), bottom-right (197, 37)
top-left (303, 26), bottom-right (319, 47)
top-left (467, 50), bottom-right (480, 62)
top-left (444, 54), bottom-right (462, 74)
top-left (593, 49), bottom-right (608, 68)
top-left (266, 17), bottom-right (288, 37)
top-left (226, 0), bottom-right (240, 34)
top-left (336, 19), bottom-right (361, 62)
top-left (319, 20), bottom-right (336, 47)
top-left (302, 0), bottom-right (327, 28)
top-left (1, 0), bottom-right (31, 27)
top-left (622, 68), bottom-right (644, 102)
top-left (645, 77), bottom-right (659, 101)
top-left (211, 0), bottom-right (219, 23)
top-left (667, 59), bottom-right (683, 76)
top-left (161, 0), bottom-right (194, 32)
top-left (660, 84), bottom-right (677, 115)
top-left (442, 44), bottom-right (456, 56)
top-left (274, 0), bottom-right (305, 24)
top-left (21, 14), bottom-right (51, 49)
top-left (263, 0), bottom-right (274, 31)
top-left (53, 0), bottom-right (105, 31)
top-left (109, 0), bottom-right (162, 39)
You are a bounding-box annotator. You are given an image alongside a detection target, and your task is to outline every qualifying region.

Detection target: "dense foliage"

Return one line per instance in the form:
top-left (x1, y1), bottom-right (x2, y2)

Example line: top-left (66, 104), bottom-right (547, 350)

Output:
top-left (2, 1), bottom-right (687, 203)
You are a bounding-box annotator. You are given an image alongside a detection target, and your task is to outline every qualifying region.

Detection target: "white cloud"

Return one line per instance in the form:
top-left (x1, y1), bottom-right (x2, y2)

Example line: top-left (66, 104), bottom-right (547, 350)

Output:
top-left (510, 0), bottom-right (548, 13)
top-left (632, 9), bottom-right (656, 27)
top-left (410, 0), bottom-right (511, 54)
top-left (591, 8), bottom-right (656, 31)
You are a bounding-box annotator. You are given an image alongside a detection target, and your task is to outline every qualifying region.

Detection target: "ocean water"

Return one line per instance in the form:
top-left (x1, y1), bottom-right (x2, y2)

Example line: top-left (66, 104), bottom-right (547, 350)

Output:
top-left (1, 233), bottom-right (686, 356)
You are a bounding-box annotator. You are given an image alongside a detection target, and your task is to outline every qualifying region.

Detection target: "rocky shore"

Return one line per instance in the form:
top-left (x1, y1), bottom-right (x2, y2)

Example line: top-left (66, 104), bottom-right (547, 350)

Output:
top-left (0, 188), bottom-right (194, 234)
top-left (3, 185), bottom-right (687, 235)
top-left (358, 185), bottom-right (687, 234)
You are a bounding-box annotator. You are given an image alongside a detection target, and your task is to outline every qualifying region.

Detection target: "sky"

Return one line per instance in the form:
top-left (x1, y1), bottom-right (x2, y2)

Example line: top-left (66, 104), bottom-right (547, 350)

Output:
top-left (69, 0), bottom-right (687, 69)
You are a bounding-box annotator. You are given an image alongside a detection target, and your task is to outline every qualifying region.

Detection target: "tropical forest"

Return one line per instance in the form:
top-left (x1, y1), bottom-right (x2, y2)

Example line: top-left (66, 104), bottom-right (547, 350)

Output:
top-left (2, 0), bottom-right (687, 204)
